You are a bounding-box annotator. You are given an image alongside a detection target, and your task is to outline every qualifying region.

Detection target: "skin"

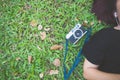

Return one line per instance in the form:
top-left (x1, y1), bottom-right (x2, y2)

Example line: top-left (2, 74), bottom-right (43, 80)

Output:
top-left (83, 0), bottom-right (120, 80)
top-left (83, 59), bottom-right (120, 80)
top-left (114, 0), bottom-right (120, 30)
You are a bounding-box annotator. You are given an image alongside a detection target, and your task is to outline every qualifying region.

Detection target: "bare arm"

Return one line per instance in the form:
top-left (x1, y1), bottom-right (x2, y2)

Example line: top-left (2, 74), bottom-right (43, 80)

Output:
top-left (83, 59), bottom-right (120, 80)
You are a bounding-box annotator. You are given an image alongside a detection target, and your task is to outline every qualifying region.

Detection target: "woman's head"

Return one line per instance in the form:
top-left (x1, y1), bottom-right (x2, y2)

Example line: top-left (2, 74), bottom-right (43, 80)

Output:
top-left (92, 0), bottom-right (117, 26)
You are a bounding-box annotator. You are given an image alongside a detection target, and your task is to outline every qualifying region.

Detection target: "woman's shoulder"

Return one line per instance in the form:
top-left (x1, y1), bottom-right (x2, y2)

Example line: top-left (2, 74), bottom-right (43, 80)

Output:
top-left (89, 27), bottom-right (113, 41)
top-left (97, 27), bottom-right (113, 33)
top-left (93, 27), bottom-right (113, 36)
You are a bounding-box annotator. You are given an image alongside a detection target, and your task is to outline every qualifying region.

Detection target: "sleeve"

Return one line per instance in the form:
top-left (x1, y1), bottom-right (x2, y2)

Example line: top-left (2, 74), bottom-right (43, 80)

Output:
top-left (83, 30), bottom-right (106, 65)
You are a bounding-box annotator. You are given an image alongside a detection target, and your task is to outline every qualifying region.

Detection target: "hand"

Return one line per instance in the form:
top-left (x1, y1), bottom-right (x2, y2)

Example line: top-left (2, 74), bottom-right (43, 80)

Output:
top-left (114, 25), bottom-right (120, 30)
top-left (83, 58), bottom-right (120, 80)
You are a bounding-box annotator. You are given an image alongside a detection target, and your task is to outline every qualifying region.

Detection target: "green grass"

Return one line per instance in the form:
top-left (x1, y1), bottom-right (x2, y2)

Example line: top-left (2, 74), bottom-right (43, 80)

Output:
top-left (0, 0), bottom-right (106, 80)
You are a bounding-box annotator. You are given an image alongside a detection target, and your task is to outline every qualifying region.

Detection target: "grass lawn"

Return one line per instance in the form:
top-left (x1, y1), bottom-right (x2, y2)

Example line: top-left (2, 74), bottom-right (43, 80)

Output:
top-left (0, 0), bottom-right (106, 80)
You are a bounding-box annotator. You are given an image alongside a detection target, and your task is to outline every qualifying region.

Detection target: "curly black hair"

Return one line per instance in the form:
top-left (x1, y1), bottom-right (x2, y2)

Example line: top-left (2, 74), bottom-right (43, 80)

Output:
top-left (91, 0), bottom-right (117, 26)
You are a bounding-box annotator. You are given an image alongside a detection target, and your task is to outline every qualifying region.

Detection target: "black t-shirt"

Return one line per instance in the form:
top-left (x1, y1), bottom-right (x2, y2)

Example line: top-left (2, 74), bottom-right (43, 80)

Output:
top-left (83, 27), bottom-right (120, 74)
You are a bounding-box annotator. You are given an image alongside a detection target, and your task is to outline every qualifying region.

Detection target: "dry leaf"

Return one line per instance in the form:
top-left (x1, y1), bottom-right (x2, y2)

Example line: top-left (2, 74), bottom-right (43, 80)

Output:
top-left (0, 49), bottom-right (2, 53)
top-left (53, 58), bottom-right (60, 67)
top-left (13, 72), bottom-right (18, 76)
top-left (23, 4), bottom-right (31, 10)
top-left (44, 27), bottom-right (50, 32)
top-left (38, 24), bottom-right (43, 30)
top-left (37, 46), bottom-right (42, 50)
top-left (28, 55), bottom-right (32, 64)
top-left (39, 73), bottom-right (44, 78)
top-left (49, 70), bottom-right (59, 75)
top-left (82, 20), bottom-right (88, 27)
top-left (54, 78), bottom-right (57, 80)
top-left (84, 20), bottom-right (88, 24)
top-left (50, 45), bottom-right (63, 50)
top-left (16, 57), bottom-right (21, 61)
top-left (30, 20), bottom-right (38, 27)
top-left (40, 32), bottom-right (46, 40)
top-left (33, 34), bottom-right (39, 37)
top-left (75, 17), bottom-right (79, 21)
top-left (98, 20), bottom-right (101, 23)
top-left (90, 22), bottom-right (94, 26)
